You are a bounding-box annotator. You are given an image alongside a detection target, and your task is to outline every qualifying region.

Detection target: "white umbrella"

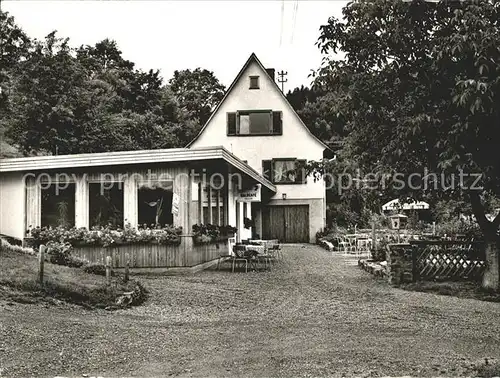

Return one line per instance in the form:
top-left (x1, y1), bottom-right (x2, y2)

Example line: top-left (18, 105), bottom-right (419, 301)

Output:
top-left (382, 199), bottom-right (430, 211)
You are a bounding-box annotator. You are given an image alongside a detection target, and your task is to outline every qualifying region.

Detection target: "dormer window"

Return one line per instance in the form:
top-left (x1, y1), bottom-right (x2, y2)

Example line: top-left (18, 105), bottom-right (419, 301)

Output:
top-left (249, 76), bottom-right (260, 89)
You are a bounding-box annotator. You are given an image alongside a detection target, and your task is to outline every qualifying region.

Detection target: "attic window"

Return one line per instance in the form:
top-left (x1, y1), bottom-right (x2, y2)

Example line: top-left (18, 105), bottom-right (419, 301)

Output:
top-left (249, 76), bottom-right (259, 89)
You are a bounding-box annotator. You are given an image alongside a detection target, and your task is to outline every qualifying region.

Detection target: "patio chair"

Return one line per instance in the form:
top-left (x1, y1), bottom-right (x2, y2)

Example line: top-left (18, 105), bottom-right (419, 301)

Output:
top-left (267, 243), bottom-right (282, 261)
top-left (216, 237), bottom-right (237, 270)
top-left (232, 244), bottom-right (254, 273)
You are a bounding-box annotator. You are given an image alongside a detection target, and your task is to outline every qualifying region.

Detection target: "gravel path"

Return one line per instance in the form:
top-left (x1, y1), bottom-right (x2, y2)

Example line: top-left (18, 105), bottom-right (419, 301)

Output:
top-left (1, 244), bottom-right (499, 377)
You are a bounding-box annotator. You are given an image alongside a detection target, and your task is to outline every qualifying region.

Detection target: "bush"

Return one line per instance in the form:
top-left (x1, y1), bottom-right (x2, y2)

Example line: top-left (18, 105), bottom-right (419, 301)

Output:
top-left (0, 238), bottom-right (36, 256)
top-left (371, 239), bottom-right (389, 262)
top-left (83, 263), bottom-right (114, 276)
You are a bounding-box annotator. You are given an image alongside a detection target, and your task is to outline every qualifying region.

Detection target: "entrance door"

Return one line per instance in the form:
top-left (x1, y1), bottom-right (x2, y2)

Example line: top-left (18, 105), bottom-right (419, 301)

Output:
top-left (262, 205), bottom-right (309, 243)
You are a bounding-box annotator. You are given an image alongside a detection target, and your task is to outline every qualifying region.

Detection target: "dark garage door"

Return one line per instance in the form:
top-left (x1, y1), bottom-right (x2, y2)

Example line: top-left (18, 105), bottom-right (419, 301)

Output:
top-left (262, 205), bottom-right (309, 243)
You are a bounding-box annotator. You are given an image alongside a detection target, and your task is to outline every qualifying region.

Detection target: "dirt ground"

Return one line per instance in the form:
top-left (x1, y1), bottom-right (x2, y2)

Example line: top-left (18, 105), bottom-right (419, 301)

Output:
top-left (1, 244), bottom-right (500, 377)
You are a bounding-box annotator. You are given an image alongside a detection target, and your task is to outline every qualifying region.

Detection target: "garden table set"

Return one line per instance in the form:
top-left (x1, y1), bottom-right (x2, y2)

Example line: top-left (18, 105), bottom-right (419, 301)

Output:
top-left (217, 238), bottom-right (282, 273)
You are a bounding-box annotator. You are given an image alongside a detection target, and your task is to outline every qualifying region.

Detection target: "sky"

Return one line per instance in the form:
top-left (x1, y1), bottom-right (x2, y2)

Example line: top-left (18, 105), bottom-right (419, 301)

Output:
top-left (3, 0), bottom-right (347, 91)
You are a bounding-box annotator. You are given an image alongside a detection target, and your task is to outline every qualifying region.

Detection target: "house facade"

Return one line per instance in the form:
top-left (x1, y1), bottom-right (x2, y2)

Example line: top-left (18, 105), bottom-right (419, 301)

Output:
top-left (0, 147), bottom-right (277, 268)
top-left (0, 53), bottom-right (327, 258)
top-left (188, 53), bottom-right (328, 243)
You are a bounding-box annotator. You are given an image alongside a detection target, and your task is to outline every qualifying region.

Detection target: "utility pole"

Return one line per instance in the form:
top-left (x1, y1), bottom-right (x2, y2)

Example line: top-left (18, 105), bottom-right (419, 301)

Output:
top-left (277, 70), bottom-right (288, 93)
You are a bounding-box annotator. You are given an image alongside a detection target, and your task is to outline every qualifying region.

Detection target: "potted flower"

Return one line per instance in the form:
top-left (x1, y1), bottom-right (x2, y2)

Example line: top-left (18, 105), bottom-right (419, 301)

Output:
top-left (243, 217), bottom-right (254, 229)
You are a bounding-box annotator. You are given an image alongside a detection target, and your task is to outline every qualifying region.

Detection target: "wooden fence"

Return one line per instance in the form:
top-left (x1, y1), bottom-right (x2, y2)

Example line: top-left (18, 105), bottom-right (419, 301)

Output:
top-left (410, 240), bottom-right (486, 281)
top-left (71, 239), bottom-right (228, 268)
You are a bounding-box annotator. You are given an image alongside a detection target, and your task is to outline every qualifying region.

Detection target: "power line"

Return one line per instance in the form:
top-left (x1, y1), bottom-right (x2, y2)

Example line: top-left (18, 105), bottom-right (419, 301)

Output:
top-left (290, 0), bottom-right (298, 44)
top-left (279, 0), bottom-right (285, 46)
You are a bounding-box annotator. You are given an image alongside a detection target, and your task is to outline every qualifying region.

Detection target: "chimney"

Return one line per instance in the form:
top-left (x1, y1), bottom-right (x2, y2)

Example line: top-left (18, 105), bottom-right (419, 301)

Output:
top-left (266, 68), bottom-right (275, 81)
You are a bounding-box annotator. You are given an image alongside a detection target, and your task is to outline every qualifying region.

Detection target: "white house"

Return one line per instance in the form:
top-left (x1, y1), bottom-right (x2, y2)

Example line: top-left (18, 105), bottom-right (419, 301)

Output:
top-left (0, 53), bottom-right (328, 253)
top-left (188, 53), bottom-right (329, 243)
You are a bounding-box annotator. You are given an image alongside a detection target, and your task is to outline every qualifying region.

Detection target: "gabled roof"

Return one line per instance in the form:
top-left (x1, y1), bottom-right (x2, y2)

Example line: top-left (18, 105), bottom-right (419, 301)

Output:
top-left (186, 53), bottom-right (330, 150)
top-left (0, 146), bottom-right (276, 192)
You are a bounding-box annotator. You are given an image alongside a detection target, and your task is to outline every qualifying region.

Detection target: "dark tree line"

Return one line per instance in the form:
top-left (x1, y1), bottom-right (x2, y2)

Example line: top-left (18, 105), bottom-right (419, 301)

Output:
top-left (0, 11), bottom-right (225, 157)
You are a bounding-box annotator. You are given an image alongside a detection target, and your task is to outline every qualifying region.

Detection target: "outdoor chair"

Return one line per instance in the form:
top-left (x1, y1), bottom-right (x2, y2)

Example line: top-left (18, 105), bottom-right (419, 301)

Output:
top-left (217, 237), bottom-right (236, 270)
top-left (232, 244), bottom-right (254, 273)
top-left (267, 243), bottom-right (282, 261)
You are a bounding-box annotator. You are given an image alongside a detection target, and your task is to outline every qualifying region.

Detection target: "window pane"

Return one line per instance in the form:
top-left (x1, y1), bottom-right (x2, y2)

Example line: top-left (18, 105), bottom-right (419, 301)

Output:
top-left (239, 114), bottom-right (250, 134)
top-left (89, 183), bottom-right (124, 229)
top-left (41, 184), bottom-right (75, 228)
top-left (273, 160), bottom-right (297, 183)
top-left (138, 182), bottom-right (173, 227)
top-left (249, 112), bottom-right (271, 134)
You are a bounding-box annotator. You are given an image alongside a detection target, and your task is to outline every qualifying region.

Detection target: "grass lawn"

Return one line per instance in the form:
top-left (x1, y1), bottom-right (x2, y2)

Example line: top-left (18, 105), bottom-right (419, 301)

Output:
top-left (0, 245), bottom-right (146, 308)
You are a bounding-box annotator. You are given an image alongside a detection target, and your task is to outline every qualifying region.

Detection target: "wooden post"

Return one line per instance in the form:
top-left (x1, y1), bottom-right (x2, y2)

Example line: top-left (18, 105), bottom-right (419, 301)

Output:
top-left (371, 222), bottom-right (377, 251)
top-left (105, 256), bottom-right (112, 286)
top-left (215, 190), bottom-right (220, 226)
top-left (124, 252), bottom-right (130, 283)
top-left (208, 184), bottom-right (213, 224)
top-left (38, 244), bottom-right (46, 285)
top-left (197, 181), bottom-right (203, 224)
top-left (432, 221), bottom-right (436, 235)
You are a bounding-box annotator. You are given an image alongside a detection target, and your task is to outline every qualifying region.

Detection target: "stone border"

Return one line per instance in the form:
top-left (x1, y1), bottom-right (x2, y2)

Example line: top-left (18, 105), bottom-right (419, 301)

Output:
top-left (358, 259), bottom-right (388, 278)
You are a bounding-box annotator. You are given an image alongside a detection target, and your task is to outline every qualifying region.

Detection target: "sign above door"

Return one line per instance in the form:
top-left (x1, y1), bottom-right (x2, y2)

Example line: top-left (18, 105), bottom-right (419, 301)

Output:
top-left (238, 184), bottom-right (261, 202)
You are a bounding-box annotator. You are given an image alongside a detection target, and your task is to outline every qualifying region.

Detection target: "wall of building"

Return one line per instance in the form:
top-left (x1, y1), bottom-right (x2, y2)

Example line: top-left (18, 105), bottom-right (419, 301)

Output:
top-left (264, 198), bottom-right (324, 243)
top-left (22, 166), bottom-right (191, 237)
top-left (0, 172), bottom-right (26, 240)
top-left (190, 59), bottom-right (326, 236)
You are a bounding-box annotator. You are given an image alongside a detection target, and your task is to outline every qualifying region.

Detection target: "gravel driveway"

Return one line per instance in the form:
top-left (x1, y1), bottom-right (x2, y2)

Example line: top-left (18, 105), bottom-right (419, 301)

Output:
top-left (1, 244), bottom-right (499, 377)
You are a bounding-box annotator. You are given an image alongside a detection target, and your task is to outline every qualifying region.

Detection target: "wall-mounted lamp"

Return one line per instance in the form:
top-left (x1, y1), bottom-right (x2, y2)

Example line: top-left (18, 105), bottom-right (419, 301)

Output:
top-left (282, 193), bottom-right (287, 200)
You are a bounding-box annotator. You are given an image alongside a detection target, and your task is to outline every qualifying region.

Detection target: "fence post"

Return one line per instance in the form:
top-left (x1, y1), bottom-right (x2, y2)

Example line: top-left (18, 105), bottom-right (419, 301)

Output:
top-left (371, 222), bottom-right (377, 252)
top-left (411, 245), bottom-right (418, 283)
top-left (105, 255), bottom-right (112, 286)
top-left (38, 244), bottom-right (46, 285)
top-left (124, 252), bottom-right (130, 283)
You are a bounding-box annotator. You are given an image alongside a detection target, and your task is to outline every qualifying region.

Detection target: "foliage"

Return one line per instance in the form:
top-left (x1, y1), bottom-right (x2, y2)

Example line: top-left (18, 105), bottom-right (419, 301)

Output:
top-left (286, 85), bottom-right (346, 146)
top-left (31, 224), bottom-right (183, 248)
top-left (307, 0), bottom-right (500, 288)
top-left (371, 239), bottom-right (389, 262)
top-left (169, 68), bottom-right (225, 127)
top-left (243, 217), bottom-right (254, 229)
top-left (436, 218), bottom-right (483, 241)
top-left (0, 11), bottom-right (223, 156)
top-left (312, 0), bottom-right (500, 236)
top-left (83, 263), bottom-right (114, 277)
top-left (192, 224), bottom-right (237, 244)
top-left (0, 238), bottom-right (36, 256)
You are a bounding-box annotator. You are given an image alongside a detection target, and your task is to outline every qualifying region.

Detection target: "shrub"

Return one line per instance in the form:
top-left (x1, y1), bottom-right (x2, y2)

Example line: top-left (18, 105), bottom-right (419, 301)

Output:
top-left (0, 238), bottom-right (37, 256)
top-left (83, 263), bottom-right (114, 276)
top-left (371, 239), bottom-right (389, 262)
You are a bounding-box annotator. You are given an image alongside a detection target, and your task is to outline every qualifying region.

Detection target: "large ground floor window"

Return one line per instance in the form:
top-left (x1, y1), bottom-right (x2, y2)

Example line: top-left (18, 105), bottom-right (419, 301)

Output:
top-left (202, 186), bottom-right (224, 225)
top-left (89, 183), bottom-right (124, 229)
top-left (138, 182), bottom-right (173, 227)
top-left (41, 183), bottom-right (76, 228)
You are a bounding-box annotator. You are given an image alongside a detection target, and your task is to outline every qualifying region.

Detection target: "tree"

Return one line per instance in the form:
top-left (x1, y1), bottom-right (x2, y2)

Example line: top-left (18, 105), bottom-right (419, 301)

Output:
top-left (0, 10), bottom-right (31, 157)
top-left (310, 0), bottom-right (500, 290)
top-left (169, 68), bottom-right (225, 128)
top-left (286, 85), bottom-right (347, 147)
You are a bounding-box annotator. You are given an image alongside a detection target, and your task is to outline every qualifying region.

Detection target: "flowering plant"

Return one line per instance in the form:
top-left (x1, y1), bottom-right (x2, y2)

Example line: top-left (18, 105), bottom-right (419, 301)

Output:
top-left (192, 224), bottom-right (237, 244)
top-left (31, 223), bottom-right (182, 248)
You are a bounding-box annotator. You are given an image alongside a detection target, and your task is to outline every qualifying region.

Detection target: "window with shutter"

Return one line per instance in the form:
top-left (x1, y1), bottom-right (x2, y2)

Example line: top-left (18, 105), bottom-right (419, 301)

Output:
top-left (296, 159), bottom-right (307, 184)
top-left (268, 158), bottom-right (307, 185)
top-left (262, 160), bottom-right (272, 181)
top-left (227, 112), bottom-right (236, 135)
top-left (272, 111), bottom-right (282, 135)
